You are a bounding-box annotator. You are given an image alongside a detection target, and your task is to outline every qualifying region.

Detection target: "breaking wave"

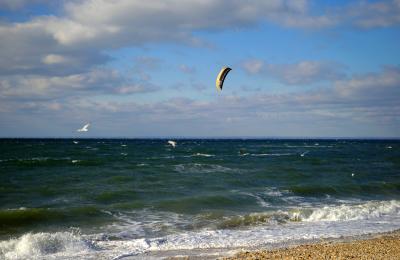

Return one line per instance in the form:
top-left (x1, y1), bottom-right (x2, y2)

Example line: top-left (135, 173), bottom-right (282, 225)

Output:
top-left (0, 231), bottom-right (94, 260)
top-left (303, 200), bottom-right (400, 222)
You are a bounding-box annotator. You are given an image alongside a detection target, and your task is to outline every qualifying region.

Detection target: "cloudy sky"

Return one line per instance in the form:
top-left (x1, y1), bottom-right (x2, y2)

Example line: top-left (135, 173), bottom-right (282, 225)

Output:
top-left (0, 0), bottom-right (399, 138)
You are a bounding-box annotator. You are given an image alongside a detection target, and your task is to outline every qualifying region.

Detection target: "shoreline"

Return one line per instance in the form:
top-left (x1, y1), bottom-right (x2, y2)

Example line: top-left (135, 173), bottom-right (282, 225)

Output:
top-left (221, 230), bottom-right (400, 260)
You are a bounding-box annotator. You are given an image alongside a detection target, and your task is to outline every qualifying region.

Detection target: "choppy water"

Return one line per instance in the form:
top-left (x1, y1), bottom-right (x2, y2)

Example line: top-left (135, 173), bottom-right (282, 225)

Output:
top-left (0, 139), bottom-right (399, 259)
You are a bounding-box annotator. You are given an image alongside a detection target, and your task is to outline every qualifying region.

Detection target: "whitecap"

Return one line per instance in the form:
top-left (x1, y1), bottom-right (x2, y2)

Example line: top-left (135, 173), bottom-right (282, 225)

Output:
top-left (193, 153), bottom-right (214, 157)
top-left (2, 201), bottom-right (400, 259)
top-left (137, 163), bottom-right (147, 167)
top-left (303, 200), bottom-right (400, 222)
top-left (250, 153), bottom-right (292, 157)
top-left (0, 231), bottom-right (93, 260)
top-left (102, 209), bottom-right (400, 259)
top-left (264, 187), bottom-right (284, 197)
top-left (300, 151), bottom-right (309, 157)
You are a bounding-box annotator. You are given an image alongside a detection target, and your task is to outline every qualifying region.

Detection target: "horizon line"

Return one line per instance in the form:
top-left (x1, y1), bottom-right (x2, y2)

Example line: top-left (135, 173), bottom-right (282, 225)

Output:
top-left (1, 136), bottom-right (399, 140)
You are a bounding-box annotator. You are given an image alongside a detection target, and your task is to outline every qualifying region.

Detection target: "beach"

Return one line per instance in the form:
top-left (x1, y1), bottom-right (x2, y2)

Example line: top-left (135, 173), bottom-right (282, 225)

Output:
top-left (223, 230), bottom-right (400, 260)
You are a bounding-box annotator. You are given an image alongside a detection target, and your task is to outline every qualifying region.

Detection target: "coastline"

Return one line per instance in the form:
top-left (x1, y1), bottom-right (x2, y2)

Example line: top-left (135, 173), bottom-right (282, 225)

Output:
top-left (221, 230), bottom-right (400, 260)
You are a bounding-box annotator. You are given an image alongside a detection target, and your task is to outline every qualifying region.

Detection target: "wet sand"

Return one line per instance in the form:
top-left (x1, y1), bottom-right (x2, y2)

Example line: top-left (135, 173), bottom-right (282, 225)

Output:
top-left (222, 230), bottom-right (400, 260)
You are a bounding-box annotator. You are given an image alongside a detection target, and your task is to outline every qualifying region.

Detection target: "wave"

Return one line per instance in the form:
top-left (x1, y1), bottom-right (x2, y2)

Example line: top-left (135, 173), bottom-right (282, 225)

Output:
top-left (289, 182), bottom-right (400, 197)
top-left (108, 200), bottom-right (400, 239)
top-left (3, 200), bottom-right (399, 259)
top-left (0, 231), bottom-right (94, 260)
top-left (264, 187), bottom-right (285, 197)
top-left (237, 192), bottom-right (269, 208)
top-left (100, 200), bottom-right (400, 258)
top-left (157, 199), bottom-right (400, 230)
top-left (0, 157), bottom-right (69, 165)
top-left (231, 200), bottom-right (400, 224)
top-left (284, 145), bottom-right (334, 148)
top-left (216, 212), bottom-right (295, 229)
top-left (156, 195), bottom-right (238, 214)
top-left (209, 200), bottom-right (400, 228)
top-left (102, 210), bottom-right (191, 240)
top-left (174, 163), bottom-right (238, 174)
top-left (289, 185), bottom-right (338, 196)
top-left (0, 157), bottom-right (104, 167)
top-left (250, 153), bottom-right (292, 157)
top-left (303, 200), bottom-right (400, 222)
top-left (192, 153), bottom-right (214, 157)
top-left (136, 163), bottom-right (147, 167)
top-left (0, 208), bottom-right (63, 230)
top-left (4, 216), bottom-right (400, 260)
top-left (0, 207), bottom-right (105, 232)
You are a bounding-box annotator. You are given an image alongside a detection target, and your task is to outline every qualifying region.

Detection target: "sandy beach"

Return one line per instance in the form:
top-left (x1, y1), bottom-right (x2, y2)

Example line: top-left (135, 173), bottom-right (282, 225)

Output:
top-left (222, 230), bottom-right (400, 260)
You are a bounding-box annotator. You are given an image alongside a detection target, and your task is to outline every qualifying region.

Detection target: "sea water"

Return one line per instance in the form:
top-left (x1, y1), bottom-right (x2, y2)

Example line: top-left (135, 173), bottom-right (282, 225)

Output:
top-left (0, 139), bottom-right (399, 259)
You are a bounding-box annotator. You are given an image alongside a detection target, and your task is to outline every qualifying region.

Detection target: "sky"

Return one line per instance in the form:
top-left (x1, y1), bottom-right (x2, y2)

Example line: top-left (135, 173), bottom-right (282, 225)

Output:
top-left (0, 0), bottom-right (399, 138)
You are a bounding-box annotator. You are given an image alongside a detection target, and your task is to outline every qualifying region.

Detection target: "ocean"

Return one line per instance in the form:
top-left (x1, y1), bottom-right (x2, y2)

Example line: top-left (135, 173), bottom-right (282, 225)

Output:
top-left (0, 139), bottom-right (399, 259)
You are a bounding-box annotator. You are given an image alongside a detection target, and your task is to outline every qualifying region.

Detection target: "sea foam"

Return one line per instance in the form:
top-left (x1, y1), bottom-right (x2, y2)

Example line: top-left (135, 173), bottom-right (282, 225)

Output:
top-left (0, 232), bottom-right (92, 260)
top-left (303, 200), bottom-right (400, 222)
top-left (2, 201), bottom-right (400, 259)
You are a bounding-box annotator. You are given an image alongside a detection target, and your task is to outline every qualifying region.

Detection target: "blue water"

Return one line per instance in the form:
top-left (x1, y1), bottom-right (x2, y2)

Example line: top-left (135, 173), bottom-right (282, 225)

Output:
top-left (0, 139), bottom-right (399, 259)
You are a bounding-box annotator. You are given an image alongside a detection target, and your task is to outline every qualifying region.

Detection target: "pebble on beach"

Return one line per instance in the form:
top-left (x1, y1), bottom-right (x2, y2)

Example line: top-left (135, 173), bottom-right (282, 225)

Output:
top-left (222, 232), bottom-right (400, 260)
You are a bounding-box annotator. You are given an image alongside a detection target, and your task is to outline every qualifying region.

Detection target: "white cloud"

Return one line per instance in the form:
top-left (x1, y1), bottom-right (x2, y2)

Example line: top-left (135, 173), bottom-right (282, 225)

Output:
top-left (242, 59), bottom-right (264, 74)
top-left (0, 20), bottom-right (110, 76)
top-left (0, 1), bottom-right (399, 137)
top-left (0, 69), bottom-right (159, 100)
top-left (2, 66), bottom-right (399, 137)
top-left (179, 64), bottom-right (196, 74)
top-left (0, 0), bottom-right (339, 75)
top-left (0, 0), bottom-right (49, 10)
top-left (42, 54), bottom-right (69, 64)
top-left (345, 0), bottom-right (400, 28)
top-left (242, 59), bottom-right (346, 85)
top-left (1, 0), bottom-right (397, 78)
top-left (115, 84), bottom-right (159, 95)
top-left (334, 66), bottom-right (400, 101)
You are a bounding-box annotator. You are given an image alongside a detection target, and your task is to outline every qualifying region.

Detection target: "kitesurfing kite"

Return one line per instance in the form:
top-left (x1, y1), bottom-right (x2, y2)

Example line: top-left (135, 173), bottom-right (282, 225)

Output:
top-left (216, 66), bottom-right (232, 91)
